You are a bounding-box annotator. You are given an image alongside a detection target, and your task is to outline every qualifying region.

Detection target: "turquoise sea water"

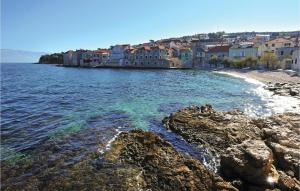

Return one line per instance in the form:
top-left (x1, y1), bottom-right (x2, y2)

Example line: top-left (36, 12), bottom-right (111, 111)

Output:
top-left (1, 63), bottom-right (272, 164)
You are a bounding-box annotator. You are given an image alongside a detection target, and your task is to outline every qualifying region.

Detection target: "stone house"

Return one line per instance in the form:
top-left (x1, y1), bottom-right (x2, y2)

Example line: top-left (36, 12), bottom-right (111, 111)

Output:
top-left (275, 47), bottom-right (295, 59)
top-left (109, 44), bottom-right (130, 66)
top-left (63, 50), bottom-right (86, 66)
top-left (124, 45), bottom-right (179, 68)
top-left (78, 49), bottom-right (109, 67)
top-left (258, 37), bottom-right (295, 56)
top-left (292, 47), bottom-right (300, 74)
top-left (97, 49), bottom-right (109, 65)
top-left (205, 45), bottom-right (231, 62)
top-left (179, 48), bottom-right (193, 68)
top-left (63, 50), bottom-right (74, 66)
top-left (191, 39), bottom-right (226, 67)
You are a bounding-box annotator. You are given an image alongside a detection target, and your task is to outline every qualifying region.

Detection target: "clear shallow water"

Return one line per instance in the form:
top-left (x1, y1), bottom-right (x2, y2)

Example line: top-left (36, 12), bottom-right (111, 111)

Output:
top-left (0, 63), bottom-right (277, 167)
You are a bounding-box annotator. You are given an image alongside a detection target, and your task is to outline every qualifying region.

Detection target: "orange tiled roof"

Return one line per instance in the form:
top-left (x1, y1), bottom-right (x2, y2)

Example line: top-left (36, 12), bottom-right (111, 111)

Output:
top-left (98, 49), bottom-right (108, 54)
top-left (268, 38), bottom-right (292, 43)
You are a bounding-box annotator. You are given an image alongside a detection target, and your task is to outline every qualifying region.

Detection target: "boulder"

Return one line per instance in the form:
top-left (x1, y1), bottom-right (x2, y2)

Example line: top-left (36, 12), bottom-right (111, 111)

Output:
top-left (254, 113), bottom-right (300, 180)
top-left (220, 139), bottom-right (277, 186)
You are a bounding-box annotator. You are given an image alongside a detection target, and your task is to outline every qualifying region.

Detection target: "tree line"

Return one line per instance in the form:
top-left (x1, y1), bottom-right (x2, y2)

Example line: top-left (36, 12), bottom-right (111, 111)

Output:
top-left (209, 53), bottom-right (292, 70)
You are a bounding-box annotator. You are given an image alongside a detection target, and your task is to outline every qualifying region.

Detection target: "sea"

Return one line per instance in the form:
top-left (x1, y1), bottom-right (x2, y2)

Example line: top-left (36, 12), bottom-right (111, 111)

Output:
top-left (1, 63), bottom-right (299, 188)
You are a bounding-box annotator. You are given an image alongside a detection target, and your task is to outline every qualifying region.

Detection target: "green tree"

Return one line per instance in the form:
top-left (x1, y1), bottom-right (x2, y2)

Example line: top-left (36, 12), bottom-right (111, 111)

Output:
top-left (209, 55), bottom-right (219, 68)
top-left (39, 53), bottom-right (63, 64)
top-left (244, 56), bottom-right (258, 69)
top-left (221, 57), bottom-right (232, 68)
top-left (260, 52), bottom-right (279, 70)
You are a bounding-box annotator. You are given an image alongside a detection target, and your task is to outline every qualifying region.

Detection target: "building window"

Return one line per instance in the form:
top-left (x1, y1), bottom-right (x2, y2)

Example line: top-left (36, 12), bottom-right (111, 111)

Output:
top-left (145, 56), bottom-right (148, 59)
top-left (284, 43), bottom-right (291, 47)
top-left (140, 56), bottom-right (143, 59)
top-left (291, 50), bottom-right (293, 55)
top-left (280, 51), bottom-right (284, 56)
top-left (150, 56), bottom-right (152, 59)
top-left (272, 44), bottom-right (275, 47)
top-left (295, 58), bottom-right (298, 64)
top-left (148, 62), bottom-right (150, 65)
top-left (159, 56), bottom-right (162, 59)
top-left (136, 56), bottom-right (138, 59)
top-left (155, 56), bottom-right (158, 59)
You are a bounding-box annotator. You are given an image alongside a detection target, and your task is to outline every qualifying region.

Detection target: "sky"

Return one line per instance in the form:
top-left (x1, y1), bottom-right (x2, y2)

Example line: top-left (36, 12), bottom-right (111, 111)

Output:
top-left (1, 0), bottom-right (300, 53)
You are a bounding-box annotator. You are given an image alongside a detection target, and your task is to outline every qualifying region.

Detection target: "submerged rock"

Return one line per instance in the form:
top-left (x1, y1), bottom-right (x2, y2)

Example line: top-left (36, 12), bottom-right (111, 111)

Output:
top-left (163, 105), bottom-right (300, 190)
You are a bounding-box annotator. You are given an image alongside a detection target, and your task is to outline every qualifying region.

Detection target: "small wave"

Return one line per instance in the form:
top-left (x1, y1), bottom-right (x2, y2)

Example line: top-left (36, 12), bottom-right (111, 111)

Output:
top-left (214, 71), bottom-right (300, 117)
top-left (215, 71), bottom-right (264, 86)
top-left (98, 126), bottom-right (123, 154)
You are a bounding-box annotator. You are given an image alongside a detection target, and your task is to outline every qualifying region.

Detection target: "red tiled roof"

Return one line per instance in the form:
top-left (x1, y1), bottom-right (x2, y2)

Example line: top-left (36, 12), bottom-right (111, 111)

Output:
top-left (97, 49), bottom-right (109, 54)
top-left (268, 38), bottom-right (292, 43)
top-left (208, 45), bottom-right (231, 53)
top-left (180, 48), bottom-right (190, 52)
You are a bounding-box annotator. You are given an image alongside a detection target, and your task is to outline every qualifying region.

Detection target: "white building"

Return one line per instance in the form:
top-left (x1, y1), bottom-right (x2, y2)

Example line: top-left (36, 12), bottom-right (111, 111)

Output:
top-left (229, 42), bottom-right (258, 58)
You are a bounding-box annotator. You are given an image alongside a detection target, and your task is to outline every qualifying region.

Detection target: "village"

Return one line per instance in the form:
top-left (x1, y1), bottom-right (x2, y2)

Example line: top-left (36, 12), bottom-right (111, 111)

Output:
top-left (40, 31), bottom-right (300, 74)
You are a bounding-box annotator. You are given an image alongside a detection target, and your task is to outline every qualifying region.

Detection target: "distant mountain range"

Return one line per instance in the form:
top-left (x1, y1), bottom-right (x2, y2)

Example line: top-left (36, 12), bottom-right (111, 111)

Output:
top-left (0, 49), bottom-right (47, 63)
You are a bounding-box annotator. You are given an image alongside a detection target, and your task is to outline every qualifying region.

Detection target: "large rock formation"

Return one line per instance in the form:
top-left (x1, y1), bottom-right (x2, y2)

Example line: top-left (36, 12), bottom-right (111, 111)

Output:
top-left (254, 113), bottom-right (300, 179)
top-left (163, 105), bottom-right (300, 191)
top-left (103, 129), bottom-right (238, 191)
top-left (163, 105), bottom-right (263, 155)
top-left (1, 129), bottom-right (238, 191)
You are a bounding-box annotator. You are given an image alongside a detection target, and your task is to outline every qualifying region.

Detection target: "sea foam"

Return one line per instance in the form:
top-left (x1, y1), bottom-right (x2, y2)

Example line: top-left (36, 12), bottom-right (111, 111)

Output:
top-left (215, 71), bottom-right (300, 117)
top-left (98, 126), bottom-right (123, 154)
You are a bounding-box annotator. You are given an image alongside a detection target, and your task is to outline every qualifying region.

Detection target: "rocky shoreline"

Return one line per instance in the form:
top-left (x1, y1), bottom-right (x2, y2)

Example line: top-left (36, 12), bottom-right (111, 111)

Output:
top-left (2, 105), bottom-right (299, 191)
top-left (265, 82), bottom-right (300, 98)
top-left (163, 105), bottom-right (300, 191)
top-left (97, 104), bottom-right (300, 190)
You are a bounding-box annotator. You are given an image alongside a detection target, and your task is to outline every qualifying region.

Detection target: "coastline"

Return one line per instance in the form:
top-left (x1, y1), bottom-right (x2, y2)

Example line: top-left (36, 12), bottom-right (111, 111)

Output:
top-left (213, 68), bottom-right (300, 84)
top-left (214, 69), bottom-right (300, 116)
